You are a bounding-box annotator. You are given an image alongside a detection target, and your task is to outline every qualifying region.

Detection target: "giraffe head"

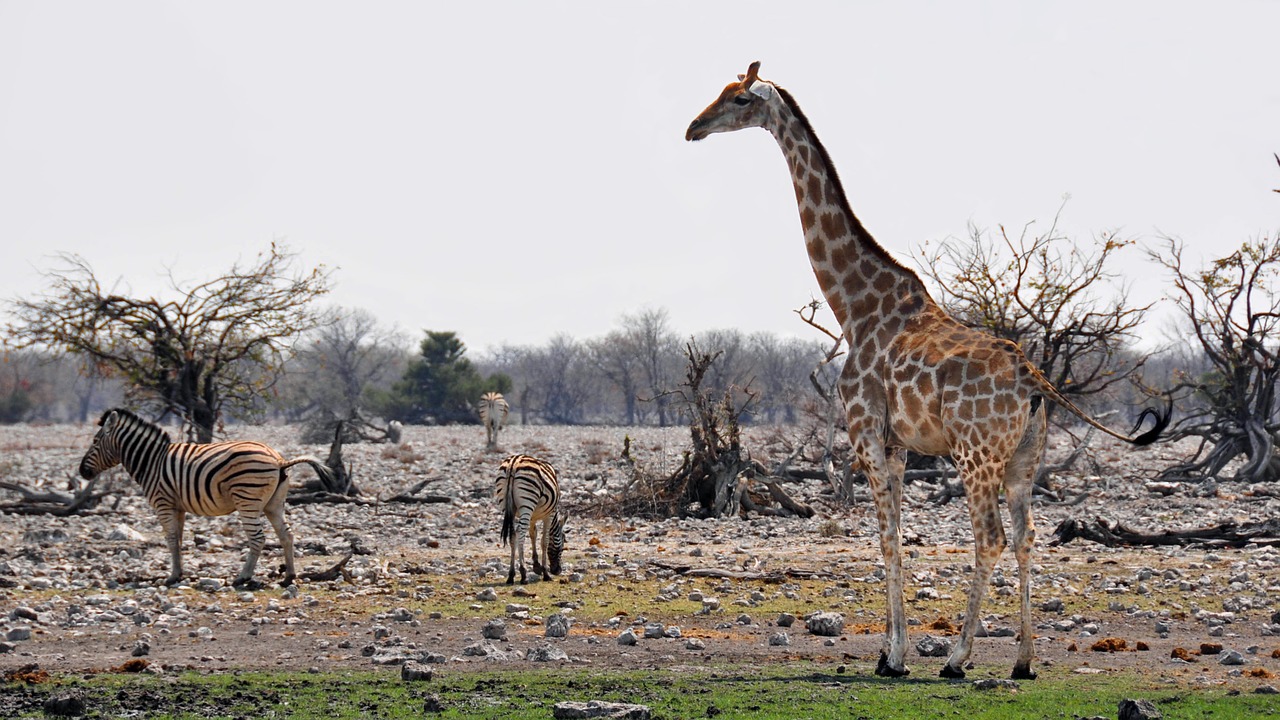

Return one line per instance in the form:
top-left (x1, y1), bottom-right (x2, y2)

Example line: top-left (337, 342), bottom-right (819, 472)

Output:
top-left (686, 61), bottom-right (778, 142)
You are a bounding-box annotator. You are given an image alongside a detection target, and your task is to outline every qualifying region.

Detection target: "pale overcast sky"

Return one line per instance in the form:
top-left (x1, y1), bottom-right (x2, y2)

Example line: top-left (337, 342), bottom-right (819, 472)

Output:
top-left (2, 2), bottom-right (1277, 354)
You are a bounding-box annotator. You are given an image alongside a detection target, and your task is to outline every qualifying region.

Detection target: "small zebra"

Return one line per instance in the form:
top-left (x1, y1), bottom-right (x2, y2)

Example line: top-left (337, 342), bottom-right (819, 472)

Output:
top-left (78, 408), bottom-right (333, 587)
top-left (478, 392), bottom-right (510, 450)
top-left (496, 454), bottom-right (565, 584)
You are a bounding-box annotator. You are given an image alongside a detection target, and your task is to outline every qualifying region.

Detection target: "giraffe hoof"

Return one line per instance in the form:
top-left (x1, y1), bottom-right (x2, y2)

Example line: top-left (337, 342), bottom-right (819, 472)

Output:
top-left (1011, 664), bottom-right (1037, 680)
top-left (874, 652), bottom-right (910, 678)
top-left (940, 664), bottom-right (966, 679)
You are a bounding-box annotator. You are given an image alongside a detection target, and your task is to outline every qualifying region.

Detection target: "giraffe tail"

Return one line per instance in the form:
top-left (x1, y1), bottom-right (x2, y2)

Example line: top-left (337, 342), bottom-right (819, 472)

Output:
top-left (1026, 366), bottom-right (1171, 446)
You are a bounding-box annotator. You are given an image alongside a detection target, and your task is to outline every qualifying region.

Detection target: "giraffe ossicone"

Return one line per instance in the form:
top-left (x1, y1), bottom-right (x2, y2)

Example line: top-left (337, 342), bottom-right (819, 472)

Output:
top-left (687, 61), bottom-right (1169, 680)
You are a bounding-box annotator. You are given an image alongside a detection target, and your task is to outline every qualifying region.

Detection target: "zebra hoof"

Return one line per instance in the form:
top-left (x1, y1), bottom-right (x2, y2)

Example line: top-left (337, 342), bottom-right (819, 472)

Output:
top-left (164, 575), bottom-right (183, 587)
top-left (874, 652), bottom-right (910, 678)
top-left (1011, 664), bottom-right (1037, 680)
top-left (940, 664), bottom-right (966, 679)
top-left (505, 576), bottom-right (515, 586)
top-left (233, 578), bottom-right (265, 591)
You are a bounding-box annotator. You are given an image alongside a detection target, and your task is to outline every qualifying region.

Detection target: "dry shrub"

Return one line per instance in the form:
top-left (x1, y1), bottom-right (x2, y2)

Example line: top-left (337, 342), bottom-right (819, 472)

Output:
top-left (1198, 642), bottom-right (1223, 656)
top-left (818, 518), bottom-right (844, 538)
top-left (381, 443), bottom-right (423, 464)
top-left (1170, 647), bottom-right (1196, 662)
top-left (110, 659), bottom-right (150, 673)
top-left (1247, 668), bottom-right (1276, 679)
top-left (1135, 641), bottom-right (1150, 651)
top-left (582, 438), bottom-right (609, 465)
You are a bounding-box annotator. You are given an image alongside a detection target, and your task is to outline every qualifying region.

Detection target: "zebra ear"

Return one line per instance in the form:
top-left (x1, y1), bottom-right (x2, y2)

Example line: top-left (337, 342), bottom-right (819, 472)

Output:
top-left (100, 409), bottom-right (121, 429)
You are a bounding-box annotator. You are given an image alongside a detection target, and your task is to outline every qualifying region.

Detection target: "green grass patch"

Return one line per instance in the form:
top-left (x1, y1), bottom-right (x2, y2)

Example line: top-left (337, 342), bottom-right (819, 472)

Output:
top-left (4, 664), bottom-right (1275, 720)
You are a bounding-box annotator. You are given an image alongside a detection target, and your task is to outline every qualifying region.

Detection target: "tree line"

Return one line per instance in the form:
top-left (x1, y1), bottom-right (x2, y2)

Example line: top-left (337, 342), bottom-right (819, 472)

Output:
top-left (4, 219), bottom-right (1280, 482)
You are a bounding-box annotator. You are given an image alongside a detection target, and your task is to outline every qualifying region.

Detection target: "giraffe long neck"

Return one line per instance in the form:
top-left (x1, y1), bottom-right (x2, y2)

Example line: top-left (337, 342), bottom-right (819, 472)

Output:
top-left (764, 88), bottom-right (937, 341)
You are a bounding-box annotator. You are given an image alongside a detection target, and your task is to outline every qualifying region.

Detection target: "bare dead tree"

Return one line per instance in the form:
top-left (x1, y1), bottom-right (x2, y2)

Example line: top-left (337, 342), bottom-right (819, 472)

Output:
top-left (1147, 235), bottom-right (1280, 482)
top-left (5, 243), bottom-right (332, 442)
top-left (916, 209), bottom-right (1154, 424)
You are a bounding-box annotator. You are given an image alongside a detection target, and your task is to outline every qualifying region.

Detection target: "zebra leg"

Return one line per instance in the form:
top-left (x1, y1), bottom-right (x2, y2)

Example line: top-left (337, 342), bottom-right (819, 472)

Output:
top-left (537, 517), bottom-right (552, 582)
top-left (514, 509), bottom-right (533, 584)
top-left (264, 483), bottom-right (296, 587)
top-left (530, 520), bottom-right (544, 577)
top-left (159, 508), bottom-right (186, 586)
top-left (234, 510), bottom-right (269, 587)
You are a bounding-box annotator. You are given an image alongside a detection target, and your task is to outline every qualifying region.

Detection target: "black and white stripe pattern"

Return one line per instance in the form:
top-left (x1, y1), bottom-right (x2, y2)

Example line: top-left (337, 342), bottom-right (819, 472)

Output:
top-left (478, 392), bottom-right (510, 450)
top-left (78, 408), bottom-right (331, 587)
top-left (496, 454), bottom-right (565, 584)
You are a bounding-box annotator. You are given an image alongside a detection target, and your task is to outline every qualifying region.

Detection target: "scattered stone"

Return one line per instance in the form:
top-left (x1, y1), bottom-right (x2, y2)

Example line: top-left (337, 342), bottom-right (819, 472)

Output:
top-left (131, 640), bottom-right (151, 657)
top-left (553, 700), bottom-right (651, 719)
top-left (776, 613), bottom-right (795, 628)
top-left (10, 606), bottom-right (38, 621)
top-left (423, 694), bottom-right (445, 713)
top-left (391, 607), bottom-right (414, 622)
top-left (664, 626), bottom-right (681, 639)
top-left (482, 619), bottom-right (506, 639)
top-left (6, 626), bottom-right (32, 641)
top-left (527, 644), bottom-right (569, 662)
top-left (0, 641), bottom-right (15, 654)
top-left (973, 679), bottom-right (1018, 691)
top-left (1254, 685), bottom-right (1278, 695)
top-left (545, 613), bottom-right (571, 638)
top-left (915, 635), bottom-right (951, 658)
top-left (617, 629), bottom-right (638, 646)
top-left (476, 588), bottom-right (498, 602)
top-left (643, 623), bottom-right (665, 639)
top-left (1219, 650), bottom-right (1245, 666)
top-left (806, 612), bottom-right (844, 637)
top-left (1118, 698), bottom-right (1162, 720)
top-left (107, 524), bottom-right (147, 542)
top-left (768, 632), bottom-right (790, 647)
top-left (685, 638), bottom-right (706, 650)
top-left (42, 694), bottom-right (86, 717)
top-left (400, 661), bottom-right (433, 681)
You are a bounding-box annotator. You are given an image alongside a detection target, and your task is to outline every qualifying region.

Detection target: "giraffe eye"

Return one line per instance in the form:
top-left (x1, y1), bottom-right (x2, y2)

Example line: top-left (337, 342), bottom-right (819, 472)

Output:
top-left (733, 95), bottom-right (752, 106)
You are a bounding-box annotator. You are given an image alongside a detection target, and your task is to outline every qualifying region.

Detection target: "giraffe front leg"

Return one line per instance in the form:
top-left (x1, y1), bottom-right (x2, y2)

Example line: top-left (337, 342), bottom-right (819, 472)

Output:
top-left (160, 508), bottom-right (186, 586)
top-left (234, 510), bottom-right (268, 587)
top-left (865, 450), bottom-right (910, 678)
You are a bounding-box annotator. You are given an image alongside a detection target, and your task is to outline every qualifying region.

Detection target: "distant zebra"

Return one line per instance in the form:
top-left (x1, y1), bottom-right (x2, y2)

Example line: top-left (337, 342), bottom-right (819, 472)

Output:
top-left (496, 454), bottom-right (566, 584)
top-left (78, 408), bottom-right (333, 587)
top-left (478, 392), bottom-right (510, 450)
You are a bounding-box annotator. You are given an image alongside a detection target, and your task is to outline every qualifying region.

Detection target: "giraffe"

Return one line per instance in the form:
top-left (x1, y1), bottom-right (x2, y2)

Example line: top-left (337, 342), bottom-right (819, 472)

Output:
top-left (686, 61), bottom-right (1169, 680)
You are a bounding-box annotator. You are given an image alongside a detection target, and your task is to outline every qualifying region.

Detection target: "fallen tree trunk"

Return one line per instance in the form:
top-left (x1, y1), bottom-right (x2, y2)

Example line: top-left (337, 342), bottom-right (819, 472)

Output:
top-left (0, 476), bottom-right (112, 516)
top-left (299, 553), bottom-right (354, 583)
top-left (1049, 516), bottom-right (1280, 548)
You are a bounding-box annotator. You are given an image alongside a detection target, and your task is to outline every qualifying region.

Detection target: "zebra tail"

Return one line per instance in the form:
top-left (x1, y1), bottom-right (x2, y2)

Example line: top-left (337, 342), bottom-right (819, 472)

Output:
top-left (284, 456), bottom-right (337, 493)
top-left (500, 487), bottom-right (515, 547)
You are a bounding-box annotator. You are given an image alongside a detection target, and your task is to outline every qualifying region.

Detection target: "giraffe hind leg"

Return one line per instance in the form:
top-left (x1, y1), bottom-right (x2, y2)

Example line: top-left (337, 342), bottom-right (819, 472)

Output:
top-left (1007, 409), bottom-right (1046, 679)
top-left (941, 459), bottom-right (1007, 679)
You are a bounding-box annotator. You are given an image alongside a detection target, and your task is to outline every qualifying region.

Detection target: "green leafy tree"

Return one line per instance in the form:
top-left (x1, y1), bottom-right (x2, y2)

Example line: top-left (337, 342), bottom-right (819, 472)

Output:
top-left (377, 331), bottom-right (510, 424)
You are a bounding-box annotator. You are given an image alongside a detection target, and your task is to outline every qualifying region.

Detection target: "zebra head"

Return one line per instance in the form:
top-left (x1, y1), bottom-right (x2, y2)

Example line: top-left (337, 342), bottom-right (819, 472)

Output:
top-left (79, 409), bottom-right (127, 479)
top-left (547, 510), bottom-right (566, 576)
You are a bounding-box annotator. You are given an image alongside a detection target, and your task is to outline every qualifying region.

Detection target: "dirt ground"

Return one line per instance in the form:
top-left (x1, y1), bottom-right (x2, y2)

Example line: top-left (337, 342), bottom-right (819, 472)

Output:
top-left (1, 421), bottom-right (1278, 690)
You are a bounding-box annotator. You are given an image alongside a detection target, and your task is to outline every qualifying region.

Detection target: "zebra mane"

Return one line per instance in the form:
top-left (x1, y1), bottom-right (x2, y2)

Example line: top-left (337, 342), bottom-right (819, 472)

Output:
top-left (100, 407), bottom-right (173, 446)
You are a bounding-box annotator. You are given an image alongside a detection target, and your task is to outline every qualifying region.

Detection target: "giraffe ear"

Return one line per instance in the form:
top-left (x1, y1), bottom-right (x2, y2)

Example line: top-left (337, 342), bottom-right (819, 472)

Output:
top-left (749, 81), bottom-right (773, 100)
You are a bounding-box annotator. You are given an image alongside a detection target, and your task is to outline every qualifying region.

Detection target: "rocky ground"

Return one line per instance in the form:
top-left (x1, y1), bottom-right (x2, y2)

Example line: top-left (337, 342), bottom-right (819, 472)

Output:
top-left (1, 421), bottom-right (1279, 692)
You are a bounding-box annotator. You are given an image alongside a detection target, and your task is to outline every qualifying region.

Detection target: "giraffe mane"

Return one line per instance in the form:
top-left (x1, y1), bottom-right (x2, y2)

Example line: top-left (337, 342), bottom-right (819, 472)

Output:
top-left (772, 84), bottom-right (923, 281)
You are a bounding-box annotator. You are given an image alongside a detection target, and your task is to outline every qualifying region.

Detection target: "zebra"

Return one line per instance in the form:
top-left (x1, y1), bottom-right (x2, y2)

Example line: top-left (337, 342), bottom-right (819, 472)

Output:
top-left (496, 454), bottom-right (566, 584)
top-left (78, 408), bottom-right (333, 587)
top-left (478, 392), bottom-right (510, 450)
